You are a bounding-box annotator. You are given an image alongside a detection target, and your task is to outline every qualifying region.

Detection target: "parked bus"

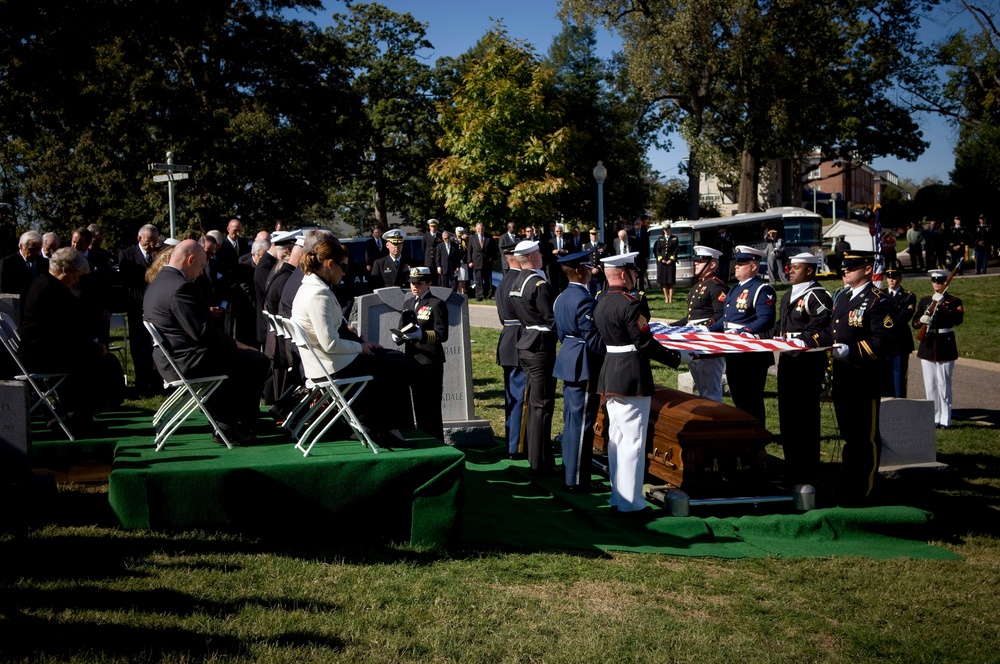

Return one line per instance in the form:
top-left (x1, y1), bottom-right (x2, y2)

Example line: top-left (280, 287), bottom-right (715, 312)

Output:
top-left (646, 207), bottom-right (824, 288)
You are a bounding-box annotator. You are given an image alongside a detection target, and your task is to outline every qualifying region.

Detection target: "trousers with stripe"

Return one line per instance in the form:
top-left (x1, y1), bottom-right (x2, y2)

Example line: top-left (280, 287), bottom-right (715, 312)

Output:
top-left (560, 379), bottom-right (599, 486)
top-left (832, 362), bottom-right (882, 500)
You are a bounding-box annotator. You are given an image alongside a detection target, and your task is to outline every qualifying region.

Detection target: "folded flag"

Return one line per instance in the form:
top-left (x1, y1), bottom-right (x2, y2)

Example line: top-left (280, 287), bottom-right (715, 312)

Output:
top-left (650, 322), bottom-right (824, 355)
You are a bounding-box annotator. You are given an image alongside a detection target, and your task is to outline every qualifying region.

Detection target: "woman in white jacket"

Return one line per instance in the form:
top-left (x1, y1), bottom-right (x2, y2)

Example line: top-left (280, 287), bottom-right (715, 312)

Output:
top-left (291, 237), bottom-right (411, 443)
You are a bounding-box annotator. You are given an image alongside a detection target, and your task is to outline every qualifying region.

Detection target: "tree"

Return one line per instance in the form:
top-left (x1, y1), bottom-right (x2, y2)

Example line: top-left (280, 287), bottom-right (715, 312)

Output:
top-left (429, 26), bottom-right (576, 233)
top-left (329, 3), bottom-right (441, 232)
top-left (562, 0), bottom-right (933, 214)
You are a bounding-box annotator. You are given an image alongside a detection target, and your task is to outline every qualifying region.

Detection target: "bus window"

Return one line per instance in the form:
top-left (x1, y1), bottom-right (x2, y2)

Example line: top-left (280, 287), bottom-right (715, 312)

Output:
top-left (782, 218), bottom-right (822, 248)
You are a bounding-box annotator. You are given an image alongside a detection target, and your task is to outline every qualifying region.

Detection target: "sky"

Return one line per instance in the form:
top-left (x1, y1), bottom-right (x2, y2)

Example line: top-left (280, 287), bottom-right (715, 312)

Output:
top-left (296, 0), bottom-right (983, 186)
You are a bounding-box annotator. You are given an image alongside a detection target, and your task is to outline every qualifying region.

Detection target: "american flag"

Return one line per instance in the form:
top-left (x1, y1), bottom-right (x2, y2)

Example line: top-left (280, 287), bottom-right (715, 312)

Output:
top-left (872, 204), bottom-right (884, 287)
top-left (650, 322), bottom-right (824, 354)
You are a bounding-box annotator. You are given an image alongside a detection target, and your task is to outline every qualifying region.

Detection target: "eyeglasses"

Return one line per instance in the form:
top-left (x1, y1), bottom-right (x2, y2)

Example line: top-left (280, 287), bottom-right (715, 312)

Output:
top-left (339, 262), bottom-right (349, 269)
top-left (930, 277), bottom-right (947, 284)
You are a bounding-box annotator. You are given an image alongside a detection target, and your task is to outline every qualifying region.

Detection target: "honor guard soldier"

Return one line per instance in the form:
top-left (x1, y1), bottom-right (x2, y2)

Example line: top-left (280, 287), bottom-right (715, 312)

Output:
top-left (582, 227), bottom-right (608, 296)
top-left (392, 266), bottom-right (449, 441)
top-left (370, 229), bottom-right (409, 289)
top-left (773, 252), bottom-right (833, 487)
top-left (913, 270), bottom-right (964, 427)
top-left (508, 240), bottom-right (558, 477)
top-left (553, 251), bottom-right (607, 492)
top-left (708, 244), bottom-right (776, 425)
top-left (495, 245), bottom-right (526, 457)
top-left (882, 268), bottom-right (917, 398)
top-left (807, 251), bottom-right (892, 502)
top-left (595, 252), bottom-right (681, 515)
top-left (674, 245), bottom-right (728, 402)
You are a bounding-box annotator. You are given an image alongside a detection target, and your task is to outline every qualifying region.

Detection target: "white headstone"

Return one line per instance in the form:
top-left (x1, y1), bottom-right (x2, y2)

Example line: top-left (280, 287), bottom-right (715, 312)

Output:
top-left (878, 398), bottom-right (947, 471)
top-left (0, 380), bottom-right (31, 481)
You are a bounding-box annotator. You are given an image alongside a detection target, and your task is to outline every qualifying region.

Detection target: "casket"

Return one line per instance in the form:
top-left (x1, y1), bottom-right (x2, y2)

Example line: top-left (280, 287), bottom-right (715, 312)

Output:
top-left (594, 387), bottom-right (774, 494)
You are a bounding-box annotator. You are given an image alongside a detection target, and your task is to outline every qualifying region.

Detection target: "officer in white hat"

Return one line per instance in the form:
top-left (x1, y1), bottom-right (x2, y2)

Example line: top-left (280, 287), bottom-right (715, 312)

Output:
top-left (708, 245), bottom-right (776, 425)
top-left (392, 266), bottom-right (449, 441)
top-left (371, 229), bottom-right (409, 289)
top-left (674, 245), bottom-right (727, 402)
top-left (594, 252), bottom-right (680, 515)
top-left (508, 239), bottom-right (558, 476)
top-left (495, 243), bottom-right (526, 458)
top-left (913, 269), bottom-right (964, 427)
top-left (773, 252), bottom-right (833, 486)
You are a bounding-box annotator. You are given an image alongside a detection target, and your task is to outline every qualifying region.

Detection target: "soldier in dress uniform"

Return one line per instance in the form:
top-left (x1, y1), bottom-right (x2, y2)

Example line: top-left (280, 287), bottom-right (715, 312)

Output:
top-left (806, 250), bottom-right (892, 502)
top-left (553, 251), bottom-right (606, 492)
top-left (392, 266), bottom-right (449, 441)
top-left (508, 240), bottom-right (558, 477)
top-left (595, 252), bottom-right (681, 515)
top-left (582, 227), bottom-right (608, 296)
top-left (370, 229), bottom-right (409, 289)
top-left (913, 269), bottom-right (964, 428)
top-left (495, 246), bottom-right (526, 458)
top-left (674, 245), bottom-right (728, 402)
top-left (708, 245), bottom-right (776, 425)
top-left (773, 252), bottom-right (833, 487)
top-left (881, 267), bottom-right (917, 398)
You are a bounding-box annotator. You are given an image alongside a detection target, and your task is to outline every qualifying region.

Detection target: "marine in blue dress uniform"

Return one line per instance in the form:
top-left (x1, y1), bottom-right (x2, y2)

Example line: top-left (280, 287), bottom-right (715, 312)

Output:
top-left (393, 267), bottom-right (449, 441)
top-left (807, 251), bottom-right (892, 501)
top-left (553, 251), bottom-right (606, 491)
top-left (674, 245), bottom-right (728, 402)
top-left (508, 240), bottom-right (558, 476)
top-left (773, 252), bottom-right (833, 487)
top-left (495, 247), bottom-right (526, 456)
top-left (595, 252), bottom-right (680, 514)
top-left (881, 268), bottom-right (916, 398)
top-left (708, 245), bottom-right (776, 425)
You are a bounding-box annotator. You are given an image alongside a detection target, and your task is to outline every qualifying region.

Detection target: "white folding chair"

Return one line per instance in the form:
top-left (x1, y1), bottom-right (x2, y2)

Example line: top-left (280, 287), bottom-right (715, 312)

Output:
top-left (0, 312), bottom-right (75, 441)
top-left (143, 321), bottom-right (233, 451)
top-left (279, 316), bottom-right (377, 457)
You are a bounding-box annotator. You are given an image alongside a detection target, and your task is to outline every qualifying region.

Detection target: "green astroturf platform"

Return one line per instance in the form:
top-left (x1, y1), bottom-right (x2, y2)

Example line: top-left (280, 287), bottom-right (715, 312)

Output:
top-left (461, 446), bottom-right (960, 560)
top-left (106, 416), bottom-right (465, 551)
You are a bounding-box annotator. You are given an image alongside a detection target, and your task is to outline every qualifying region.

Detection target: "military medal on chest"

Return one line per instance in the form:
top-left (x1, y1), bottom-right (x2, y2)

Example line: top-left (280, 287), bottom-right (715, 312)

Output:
top-left (416, 305), bottom-right (431, 321)
top-left (736, 289), bottom-right (750, 311)
top-left (849, 300), bottom-right (868, 327)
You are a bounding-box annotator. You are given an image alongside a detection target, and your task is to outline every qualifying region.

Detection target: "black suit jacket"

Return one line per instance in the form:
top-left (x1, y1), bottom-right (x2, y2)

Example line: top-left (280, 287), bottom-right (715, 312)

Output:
top-left (143, 265), bottom-right (237, 381)
top-left (435, 240), bottom-right (461, 277)
top-left (628, 229), bottom-right (650, 268)
top-left (20, 271), bottom-right (92, 371)
top-left (365, 237), bottom-right (389, 268)
top-left (118, 245), bottom-right (154, 310)
top-left (0, 253), bottom-right (48, 302)
top-left (468, 233), bottom-right (497, 270)
top-left (498, 232), bottom-right (520, 271)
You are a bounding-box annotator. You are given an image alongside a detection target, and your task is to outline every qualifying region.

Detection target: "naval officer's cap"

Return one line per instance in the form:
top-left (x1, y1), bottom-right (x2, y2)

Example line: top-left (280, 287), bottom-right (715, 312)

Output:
top-left (733, 245), bottom-right (765, 262)
top-left (558, 250), bottom-right (594, 268)
top-left (408, 266), bottom-right (432, 283)
top-left (383, 229), bottom-right (404, 244)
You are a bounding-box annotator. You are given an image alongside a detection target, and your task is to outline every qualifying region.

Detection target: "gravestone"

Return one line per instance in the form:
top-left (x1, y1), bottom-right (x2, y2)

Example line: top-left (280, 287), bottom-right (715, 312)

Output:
top-left (878, 398), bottom-right (947, 471)
top-left (355, 287), bottom-right (494, 448)
top-left (0, 293), bottom-right (20, 323)
top-left (0, 380), bottom-right (31, 482)
top-left (676, 370), bottom-right (729, 397)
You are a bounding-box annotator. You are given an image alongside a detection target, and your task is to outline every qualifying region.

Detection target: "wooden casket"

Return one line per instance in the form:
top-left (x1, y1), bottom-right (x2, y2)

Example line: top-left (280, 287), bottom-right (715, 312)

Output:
top-left (594, 387), bottom-right (774, 494)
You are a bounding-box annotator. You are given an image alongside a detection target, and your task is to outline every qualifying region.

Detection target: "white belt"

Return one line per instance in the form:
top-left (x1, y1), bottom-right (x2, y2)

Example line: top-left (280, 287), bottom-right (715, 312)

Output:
top-left (502, 319), bottom-right (520, 327)
top-left (927, 328), bottom-right (953, 334)
top-left (526, 325), bottom-right (553, 332)
top-left (606, 344), bottom-right (637, 353)
top-left (725, 322), bottom-right (745, 330)
top-left (689, 317), bottom-right (709, 325)
top-left (785, 331), bottom-right (802, 338)
top-left (563, 334), bottom-right (583, 343)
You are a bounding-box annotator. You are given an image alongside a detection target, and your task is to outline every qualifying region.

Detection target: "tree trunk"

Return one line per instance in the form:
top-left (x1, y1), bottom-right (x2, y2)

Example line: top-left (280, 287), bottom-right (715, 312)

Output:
top-left (374, 189), bottom-right (388, 230)
top-left (738, 150), bottom-right (760, 214)
top-left (687, 152), bottom-right (700, 220)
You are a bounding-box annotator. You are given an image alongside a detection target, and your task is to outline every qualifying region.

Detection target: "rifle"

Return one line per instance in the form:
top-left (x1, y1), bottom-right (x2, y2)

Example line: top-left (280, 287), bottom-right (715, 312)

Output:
top-left (916, 261), bottom-right (961, 342)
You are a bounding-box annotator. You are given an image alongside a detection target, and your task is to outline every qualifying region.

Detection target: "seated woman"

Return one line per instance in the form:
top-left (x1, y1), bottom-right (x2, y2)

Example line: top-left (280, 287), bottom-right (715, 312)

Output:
top-left (20, 247), bottom-right (123, 434)
top-left (291, 237), bottom-right (412, 444)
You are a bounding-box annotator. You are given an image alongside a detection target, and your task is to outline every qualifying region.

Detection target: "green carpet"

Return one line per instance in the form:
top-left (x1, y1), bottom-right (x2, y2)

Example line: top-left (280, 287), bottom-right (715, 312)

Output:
top-left (460, 446), bottom-right (960, 560)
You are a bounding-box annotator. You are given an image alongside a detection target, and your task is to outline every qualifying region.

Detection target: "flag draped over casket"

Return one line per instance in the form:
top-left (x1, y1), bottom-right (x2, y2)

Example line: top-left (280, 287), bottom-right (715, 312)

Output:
top-left (650, 322), bottom-right (826, 354)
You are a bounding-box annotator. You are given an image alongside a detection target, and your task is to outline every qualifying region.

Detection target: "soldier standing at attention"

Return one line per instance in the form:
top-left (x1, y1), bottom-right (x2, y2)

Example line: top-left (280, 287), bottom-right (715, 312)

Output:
top-left (881, 268), bottom-right (917, 398)
top-left (674, 245), bottom-right (728, 402)
top-left (913, 270), bottom-right (964, 428)
top-left (595, 252), bottom-right (680, 516)
top-left (773, 253), bottom-right (833, 488)
top-left (553, 251), bottom-right (606, 492)
top-left (708, 245), bottom-right (776, 425)
top-left (495, 246), bottom-right (526, 458)
top-left (807, 251), bottom-right (892, 502)
top-left (508, 240), bottom-right (558, 477)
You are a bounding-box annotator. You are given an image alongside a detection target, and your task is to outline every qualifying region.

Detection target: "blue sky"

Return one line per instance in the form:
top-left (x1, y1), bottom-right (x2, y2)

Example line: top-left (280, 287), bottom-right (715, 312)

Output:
top-left (296, 0), bottom-right (980, 186)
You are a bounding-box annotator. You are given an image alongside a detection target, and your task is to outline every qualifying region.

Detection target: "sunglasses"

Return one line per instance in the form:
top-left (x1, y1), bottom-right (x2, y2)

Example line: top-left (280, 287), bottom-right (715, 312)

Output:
top-left (930, 277), bottom-right (947, 284)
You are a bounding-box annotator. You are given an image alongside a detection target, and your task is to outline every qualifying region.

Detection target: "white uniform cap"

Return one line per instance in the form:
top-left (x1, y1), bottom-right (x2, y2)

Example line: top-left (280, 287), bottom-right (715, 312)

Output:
top-left (271, 229), bottom-right (302, 246)
top-left (693, 245), bottom-right (723, 260)
top-left (455, 227), bottom-right (466, 235)
top-left (601, 251), bottom-right (639, 267)
top-left (733, 245), bottom-right (765, 260)
top-left (512, 240), bottom-right (539, 256)
top-left (427, 218), bottom-right (439, 227)
top-left (789, 252), bottom-right (820, 265)
top-left (928, 269), bottom-right (949, 279)
top-left (163, 237), bottom-right (180, 247)
top-left (383, 229), bottom-right (405, 243)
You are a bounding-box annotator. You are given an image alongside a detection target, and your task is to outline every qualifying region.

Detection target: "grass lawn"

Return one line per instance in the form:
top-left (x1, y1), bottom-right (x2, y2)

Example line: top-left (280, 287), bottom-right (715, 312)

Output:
top-left (3, 282), bottom-right (1000, 662)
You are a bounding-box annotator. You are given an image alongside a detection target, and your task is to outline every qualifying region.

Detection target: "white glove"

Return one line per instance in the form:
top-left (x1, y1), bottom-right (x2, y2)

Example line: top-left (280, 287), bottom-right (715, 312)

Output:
top-left (931, 293), bottom-right (944, 302)
top-left (919, 315), bottom-right (932, 325)
top-left (402, 329), bottom-right (423, 343)
top-left (677, 350), bottom-right (695, 365)
top-left (832, 343), bottom-right (849, 360)
top-left (391, 333), bottom-right (405, 345)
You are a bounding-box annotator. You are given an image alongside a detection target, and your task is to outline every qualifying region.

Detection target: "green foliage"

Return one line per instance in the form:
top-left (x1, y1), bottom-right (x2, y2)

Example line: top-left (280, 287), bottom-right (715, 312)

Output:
top-left (952, 118), bottom-right (1000, 215)
top-left (429, 26), bottom-right (578, 233)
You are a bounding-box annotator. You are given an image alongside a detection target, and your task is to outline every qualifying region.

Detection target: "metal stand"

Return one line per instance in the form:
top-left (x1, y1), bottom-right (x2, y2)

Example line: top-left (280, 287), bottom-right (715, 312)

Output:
top-left (645, 484), bottom-right (816, 517)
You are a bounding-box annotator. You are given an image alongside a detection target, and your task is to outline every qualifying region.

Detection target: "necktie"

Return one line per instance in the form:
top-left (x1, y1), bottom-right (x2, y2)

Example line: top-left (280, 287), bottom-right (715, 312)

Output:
top-left (145, 251), bottom-right (153, 267)
top-left (558, 238), bottom-right (562, 251)
top-left (479, 235), bottom-right (484, 247)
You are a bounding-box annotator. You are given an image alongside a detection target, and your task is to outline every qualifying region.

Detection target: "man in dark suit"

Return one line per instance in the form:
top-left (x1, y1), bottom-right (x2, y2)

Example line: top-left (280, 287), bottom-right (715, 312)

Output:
top-left (545, 223), bottom-right (570, 295)
top-left (435, 229), bottom-right (460, 290)
top-left (612, 228), bottom-right (631, 256)
top-left (365, 227), bottom-right (389, 275)
top-left (628, 219), bottom-right (650, 292)
top-left (118, 224), bottom-right (160, 396)
top-left (467, 222), bottom-right (497, 301)
top-left (143, 239), bottom-right (269, 444)
top-left (422, 219), bottom-right (441, 284)
top-left (371, 229), bottom-right (409, 289)
top-left (216, 217), bottom-right (252, 269)
top-left (0, 230), bottom-right (48, 305)
top-left (498, 222), bottom-right (520, 273)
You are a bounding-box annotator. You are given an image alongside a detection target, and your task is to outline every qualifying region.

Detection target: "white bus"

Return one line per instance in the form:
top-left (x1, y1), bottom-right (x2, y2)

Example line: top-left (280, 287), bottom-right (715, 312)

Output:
top-left (646, 207), bottom-right (825, 287)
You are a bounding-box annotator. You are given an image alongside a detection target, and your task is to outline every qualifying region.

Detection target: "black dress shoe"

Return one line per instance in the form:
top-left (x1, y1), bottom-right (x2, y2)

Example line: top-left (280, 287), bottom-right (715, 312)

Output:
top-left (507, 452), bottom-right (526, 461)
top-left (212, 432), bottom-right (244, 447)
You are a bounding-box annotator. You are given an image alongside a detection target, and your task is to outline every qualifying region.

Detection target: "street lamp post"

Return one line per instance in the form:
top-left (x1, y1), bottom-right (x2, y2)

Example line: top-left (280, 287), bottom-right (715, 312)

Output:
top-left (593, 161), bottom-right (607, 245)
